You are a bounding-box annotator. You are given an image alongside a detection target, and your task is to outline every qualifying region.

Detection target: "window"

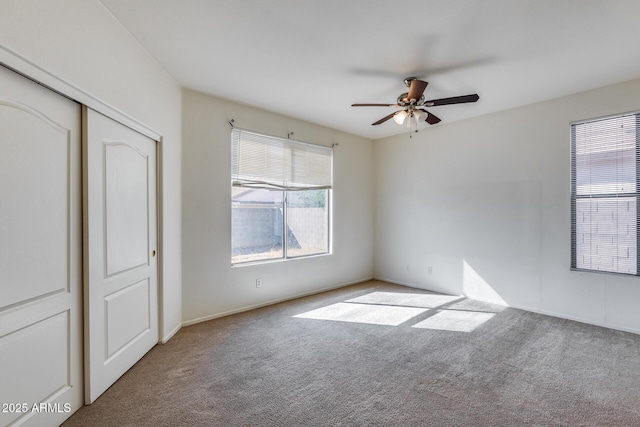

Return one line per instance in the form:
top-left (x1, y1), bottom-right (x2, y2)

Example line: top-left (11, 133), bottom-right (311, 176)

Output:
top-left (571, 113), bottom-right (639, 275)
top-left (231, 128), bottom-right (332, 264)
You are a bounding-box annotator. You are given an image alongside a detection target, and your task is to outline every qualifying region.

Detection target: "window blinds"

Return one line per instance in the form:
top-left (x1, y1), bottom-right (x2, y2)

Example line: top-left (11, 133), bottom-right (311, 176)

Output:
top-left (570, 113), bottom-right (639, 275)
top-left (231, 128), bottom-right (333, 191)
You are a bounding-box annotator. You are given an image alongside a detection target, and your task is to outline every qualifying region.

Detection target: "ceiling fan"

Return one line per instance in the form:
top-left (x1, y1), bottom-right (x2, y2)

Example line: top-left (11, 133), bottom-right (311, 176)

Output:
top-left (352, 77), bottom-right (479, 129)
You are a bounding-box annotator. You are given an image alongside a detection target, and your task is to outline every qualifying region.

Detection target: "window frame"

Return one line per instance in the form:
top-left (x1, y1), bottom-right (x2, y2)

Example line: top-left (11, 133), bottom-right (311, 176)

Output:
top-left (570, 111), bottom-right (640, 276)
top-left (230, 128), bottom-right (333, 266)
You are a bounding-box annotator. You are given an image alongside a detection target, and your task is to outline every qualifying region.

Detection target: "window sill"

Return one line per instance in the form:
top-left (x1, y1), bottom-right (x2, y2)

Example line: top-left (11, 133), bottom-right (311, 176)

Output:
top-left (231, 251), bottom-right (331, 268)
top-left (570, 267), bottom-right (638, 278)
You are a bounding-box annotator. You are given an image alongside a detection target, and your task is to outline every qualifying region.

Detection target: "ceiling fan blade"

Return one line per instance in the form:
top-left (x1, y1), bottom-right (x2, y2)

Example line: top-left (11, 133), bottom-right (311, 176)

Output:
top-left (407, 79), bottom-right (428, 102)
top-left (372, 111), bottom-right (399, 126)
top-left (351, 103), bottom-right (398, 107)
top-left (424, 94), bottom-right (479, 107)
top-left (417, 109), bottom-right (441, 125)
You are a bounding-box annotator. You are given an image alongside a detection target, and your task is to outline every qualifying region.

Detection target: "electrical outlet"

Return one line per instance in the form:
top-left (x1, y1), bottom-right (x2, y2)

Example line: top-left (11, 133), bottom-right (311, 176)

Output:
top-left (427, 266), bottom-right (433, 275)
top-left (256, 279), bottom-right (262, 288)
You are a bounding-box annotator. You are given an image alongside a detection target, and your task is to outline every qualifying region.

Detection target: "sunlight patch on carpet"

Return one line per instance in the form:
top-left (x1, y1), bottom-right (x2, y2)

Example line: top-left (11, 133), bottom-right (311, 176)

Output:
top-left (412, 310), bottom-right (495, 332)
top-left (294, 302), bottom-right (428, 326)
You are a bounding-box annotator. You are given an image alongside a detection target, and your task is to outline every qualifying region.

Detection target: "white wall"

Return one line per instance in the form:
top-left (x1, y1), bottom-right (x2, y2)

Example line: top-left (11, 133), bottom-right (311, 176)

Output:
top-left (0, 0), bottom-right (182, 340)
top-left (374, 78), bottom-right (640, 334)
top-left (182, 89), bottom-right (374, 323)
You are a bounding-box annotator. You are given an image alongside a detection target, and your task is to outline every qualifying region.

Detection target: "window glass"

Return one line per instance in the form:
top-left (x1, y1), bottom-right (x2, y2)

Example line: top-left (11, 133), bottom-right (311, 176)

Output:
top-left (232, 188), bottom-right (284, 264)
top-left (286, 190), bottom-right (329, 258)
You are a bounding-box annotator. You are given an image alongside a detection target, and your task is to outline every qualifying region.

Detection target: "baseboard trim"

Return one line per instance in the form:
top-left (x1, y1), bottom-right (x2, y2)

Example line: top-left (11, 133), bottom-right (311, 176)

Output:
top-left (374, 276), bottom-right (640, 336)
top-left (372, 276), bottom-right (460, 296)
top-left (182, 277), bottom-right (374, 327)
top-left (502, 301), bottom-right (640, 336)
top-left (161, 323), bottom-right (182, 344)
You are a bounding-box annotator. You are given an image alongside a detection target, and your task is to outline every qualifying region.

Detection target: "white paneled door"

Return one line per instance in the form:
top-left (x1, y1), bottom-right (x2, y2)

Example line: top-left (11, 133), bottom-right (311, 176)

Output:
top-left (0, 66), bottom-right (83, 425)
top-left (83, 107), bottom-right (159, 404)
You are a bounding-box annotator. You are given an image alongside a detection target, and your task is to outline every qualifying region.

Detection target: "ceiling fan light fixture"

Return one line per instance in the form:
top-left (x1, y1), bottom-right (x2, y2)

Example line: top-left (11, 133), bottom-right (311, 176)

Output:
top-left (393, 110), bottom-right (407, 125)
top-left (405, 112), bottom-right (417, 128)
top-left (414, 110), bottom-right (427, 122)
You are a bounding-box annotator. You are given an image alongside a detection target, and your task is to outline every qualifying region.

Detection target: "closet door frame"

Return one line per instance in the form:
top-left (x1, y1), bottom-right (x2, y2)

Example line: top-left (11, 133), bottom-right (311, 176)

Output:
top-left (0, 46), bottom-right (166, 402)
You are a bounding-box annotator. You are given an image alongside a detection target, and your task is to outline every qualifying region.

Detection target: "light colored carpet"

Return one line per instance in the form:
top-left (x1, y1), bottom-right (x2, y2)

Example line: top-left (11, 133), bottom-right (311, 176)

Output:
top-left (63, 280), bottom-right (640, 426)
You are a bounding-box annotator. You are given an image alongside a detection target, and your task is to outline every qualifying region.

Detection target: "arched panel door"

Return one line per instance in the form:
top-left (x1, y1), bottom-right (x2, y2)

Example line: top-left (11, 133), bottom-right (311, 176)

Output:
top-left (0, 65), bottom-right (83, 426)
top-left (83, 107), bottom-right (158, 404)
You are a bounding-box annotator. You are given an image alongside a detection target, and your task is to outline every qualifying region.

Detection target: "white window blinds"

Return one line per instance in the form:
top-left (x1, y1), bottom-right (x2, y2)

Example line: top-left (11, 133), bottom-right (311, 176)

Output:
top-left (570, 113), bottom-right (639, 275)
top-left (231, 128), bottom-right (333, 191)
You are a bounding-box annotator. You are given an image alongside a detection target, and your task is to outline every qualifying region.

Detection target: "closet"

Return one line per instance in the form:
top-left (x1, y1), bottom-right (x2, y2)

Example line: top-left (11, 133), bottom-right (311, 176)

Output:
top-left (0, 65), bottom-right (158, 426)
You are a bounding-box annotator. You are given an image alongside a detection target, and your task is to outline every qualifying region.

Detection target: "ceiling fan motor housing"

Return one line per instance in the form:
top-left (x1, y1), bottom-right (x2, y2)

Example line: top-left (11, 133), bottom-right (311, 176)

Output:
top-left (398, 93), bottom-right (425, 107)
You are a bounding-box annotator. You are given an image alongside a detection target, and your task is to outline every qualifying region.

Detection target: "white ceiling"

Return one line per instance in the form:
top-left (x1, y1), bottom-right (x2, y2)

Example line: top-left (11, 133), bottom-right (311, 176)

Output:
top-left (101, 0), bottom-right (640, 140)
